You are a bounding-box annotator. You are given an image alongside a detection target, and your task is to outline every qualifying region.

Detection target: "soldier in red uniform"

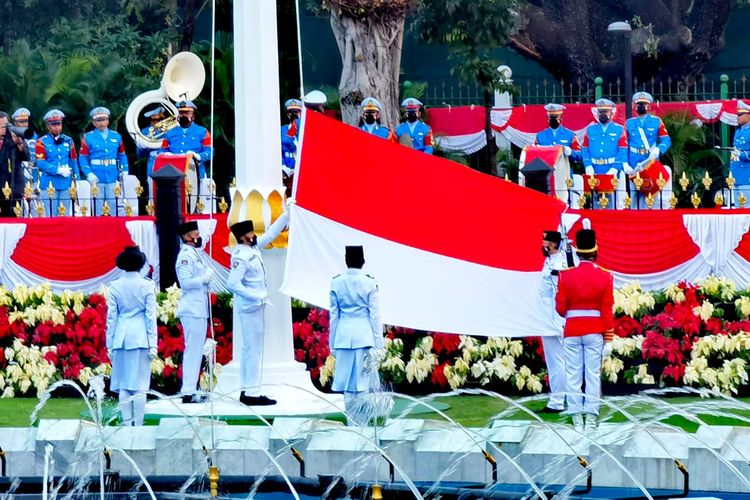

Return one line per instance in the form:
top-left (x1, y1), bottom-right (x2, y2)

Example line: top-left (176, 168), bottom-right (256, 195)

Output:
top-left (555, 219), bottom-right (614, 432)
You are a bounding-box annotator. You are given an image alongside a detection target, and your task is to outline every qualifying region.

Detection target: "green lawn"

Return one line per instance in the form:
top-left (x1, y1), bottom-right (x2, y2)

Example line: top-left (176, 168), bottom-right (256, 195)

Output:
top-left (1, 394), bottom-right (749, 432)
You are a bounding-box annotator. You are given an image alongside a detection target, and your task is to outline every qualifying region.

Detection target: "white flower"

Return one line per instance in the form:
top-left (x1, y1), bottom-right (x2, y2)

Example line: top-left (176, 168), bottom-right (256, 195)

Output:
top-left (665, 284), bottom-right (686, 303)
top-left (614, 282), bottom-right (656, 316)
top-left (318, 354), bottom-right (336, 385)
top-left (602, 356), bottom-right (625, 383)
top-left (693, 301), bottom-right (715, 322)
top-left (2, 387), bottom-right (15, 398)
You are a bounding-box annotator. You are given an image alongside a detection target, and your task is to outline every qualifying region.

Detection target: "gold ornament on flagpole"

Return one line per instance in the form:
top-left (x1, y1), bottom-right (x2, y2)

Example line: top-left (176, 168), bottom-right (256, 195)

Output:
top-left (701, 171), bottom-right (712, 190)
top-left (195, 198), bottom-right (205, 213)
top-left (633, 172), bottom-right (644, 191)
top-left (91, 183), bottom-right (99, 198)
top-left (645, 192), bottom-right (655, 209)
top-left (80, 205), bottom-right (88, 216)
top-left (46, 182), bottom-right (55, 198)
top-left (113, 181), bottom-right (122, 198)
top-left (587, 174), bottom-right (598, 191)
top-left (691, 192), bottom-right (701, 209)
top-left (24, 181), bottom-right (33, 199)
top-left (2, 182), bottom-right (11, 200)
top-left (12, 202), bottom-right (22, 217)
top-left (146, 200), bottom-right (155, 216)
top-left (218, 197), bottom-right (228, 213)
top-left (124, 201), bottom-right (133, 217)
top-left (727, 171), bottom-right (736, 190)
top-left (577, 195), bottom-right (587, 209)
top-left (102, 201), bottom-right (111, 216)
top-left (135, 181), bottom-right (144, 197)
top-left (36, 203), bottom-right (44, 217)
top-left (69, 181), bottom-right (77, 202)
top-left (669, 192), bottom-right (678, 209)
top-left (57, 202), bottom-right (66, 217)
top-left (623, 192), bottom-right (632, 209)
top-left (656, 172), bottom-right (666, 191)
top-left (185, 180), bottom-right (193, 195)
top-left (679, 171), bottom-right (690, 191)
top-left (565, 177), bottom-right (573, 189)
top-left (739, 192), bottom-right (747, 208)
top-left (611, 176), bottom-right (619, 189)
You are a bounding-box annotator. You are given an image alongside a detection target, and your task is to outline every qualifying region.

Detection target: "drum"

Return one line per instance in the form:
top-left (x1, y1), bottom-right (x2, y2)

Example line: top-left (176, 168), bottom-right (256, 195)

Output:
top-left (630, 160), bottom-right (669, 195)
top-left (583, 174), bottom-right (617, 194)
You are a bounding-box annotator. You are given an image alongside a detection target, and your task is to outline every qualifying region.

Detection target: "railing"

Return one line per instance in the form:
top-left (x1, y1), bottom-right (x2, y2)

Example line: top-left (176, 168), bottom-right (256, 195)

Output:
top-left (0, 179), bottom-right (229, 218)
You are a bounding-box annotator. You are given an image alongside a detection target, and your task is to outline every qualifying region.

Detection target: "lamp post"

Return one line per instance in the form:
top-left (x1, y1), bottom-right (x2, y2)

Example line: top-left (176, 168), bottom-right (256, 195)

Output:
top-left (608, 21), bottom-right (633, 118)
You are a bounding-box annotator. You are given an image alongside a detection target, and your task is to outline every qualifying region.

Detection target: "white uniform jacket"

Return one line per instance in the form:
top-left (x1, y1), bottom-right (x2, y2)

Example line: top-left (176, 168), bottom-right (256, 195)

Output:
top-left (329, 269), bottom-right (383, 350)
top-left (106, 272), bottom-right (158, 350)
top-left (175, 244), bottom-right (209, 319)
top-left (226, 212), bottom-right (289, 313)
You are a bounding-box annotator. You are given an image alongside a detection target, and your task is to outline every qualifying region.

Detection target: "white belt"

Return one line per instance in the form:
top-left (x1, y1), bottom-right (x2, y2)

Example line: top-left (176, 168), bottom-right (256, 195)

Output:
top-left (591, 158), bottom-right (615, 165)
top-left (566, 309), bottom-right (601, 318)
top-left (91, 159), bottom-right (117, 166)
top-left (629, 146), bottom-right (649, 155)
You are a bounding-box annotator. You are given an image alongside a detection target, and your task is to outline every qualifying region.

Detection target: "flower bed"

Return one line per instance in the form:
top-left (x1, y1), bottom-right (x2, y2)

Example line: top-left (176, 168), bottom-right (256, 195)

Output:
top-left (0, 284), bottom-right (232, 397)
top-left (294, 276), bottom-right (750, 396)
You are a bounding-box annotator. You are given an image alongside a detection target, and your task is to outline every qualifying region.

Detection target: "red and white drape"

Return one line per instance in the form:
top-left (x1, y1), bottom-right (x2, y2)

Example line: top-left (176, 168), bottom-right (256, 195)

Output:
top-left (429, 100), bottom-right (740, 153)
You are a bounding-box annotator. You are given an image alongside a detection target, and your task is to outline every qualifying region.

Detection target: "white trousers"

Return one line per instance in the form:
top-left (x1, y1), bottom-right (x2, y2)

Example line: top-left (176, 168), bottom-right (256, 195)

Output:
top-left (119, 389), bottom-right (146, 426)
top-left (564, 333), bottom-right (603, 415)
top-left (541, 334), bottom-right (566, 410)
top-left (239, 306), bottom-right (265, 396)
top-left (179, 316), bottom-right (207, 395)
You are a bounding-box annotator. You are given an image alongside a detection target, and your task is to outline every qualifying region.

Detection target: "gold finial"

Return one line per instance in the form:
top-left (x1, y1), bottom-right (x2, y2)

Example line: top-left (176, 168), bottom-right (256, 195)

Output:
top-left (218, 197), bottom-right (228, 213)
top-left (124, 201), bottom-right (133, 217)
top-left (146, 200), bottom-right (155, 216)
top-left (24, 181), bottom-right (33, 198)
top-left (185, 180), bottom-right (193, 195)
top-left (577, 195), bottom-right (587, 209)
top-left (102, 201), bottom-right (111, 216)
top-left (113, 182), bottom-right (122, 198)
top-left (13, 202), bottom-right (22, 217)
top-left (598, 192), bottom-right (609, 209)
top-left (195, 198), bottom-right (205, 213)
top-left (46, 182), bottom-right (55, 198)
top-left (701, 171), bottom-right (712, 190)
top-left (208, 464), bottom-right (220, 498)
top-left (80, 205), bottom-right (88, 216)
top-left (230, 177), bottom-right (236, 188)
top-left (727, 171), bottom-right (736, 190)
top-left (70, 181), bottom-right (78, 202)
top-left (611, 176), bottom-right (619, 189)
top-left (371, 484), bottom-right (383, 500)
top-left (656, 172), bottom-right (667, 191)
top-left (565, 177), bottom-right (573, 189)
top-left (669, 192), bottom-right (678, 208)
top-left (209, 181), bottom-right (216, 194)
top-left (623, 192), bottom-right (632, 209)
top-left (679, 171), bottom-right (690, 191)
top-left (633, 172), bottom-right (644, 191)
top-left (587, 174), bottom-right (599, 191)
top-left (2, 182), bottom-right (11, 200)
top-left (91, 183), bottom-right (99, 198)
top-left (135, 181), bottom-right (144, 197)
top-left (740, 192), bottom-right (747, 208)
top-left (35, 203), bottom-right (44, 217)
top-left (714, 191), bottom-right (724, 207)
top-left (691, 192), bottom-right (701, 209)
top-left (57, 202), bottom-right (66, 217)
top-left (645, 192), bottom-right (655, 209)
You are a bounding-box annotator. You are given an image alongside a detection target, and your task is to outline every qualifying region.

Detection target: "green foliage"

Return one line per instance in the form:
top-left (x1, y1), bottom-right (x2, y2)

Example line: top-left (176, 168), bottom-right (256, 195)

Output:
top-left (401, 80), bottom-right (429, 101)
top-left (415, 0), bottom-right (519, 93)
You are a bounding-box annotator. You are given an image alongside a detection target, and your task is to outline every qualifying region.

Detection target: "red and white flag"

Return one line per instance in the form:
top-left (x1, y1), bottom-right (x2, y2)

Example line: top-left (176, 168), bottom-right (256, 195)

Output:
top-left (281, 111), bottom-right (567, 337)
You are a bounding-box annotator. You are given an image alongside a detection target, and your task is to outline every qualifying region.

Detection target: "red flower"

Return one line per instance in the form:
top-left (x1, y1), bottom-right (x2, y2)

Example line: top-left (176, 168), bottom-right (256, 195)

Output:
top-left (662, 364), bottom-right (686, 382)
top-left (430, 333), bottom-right (461, 356)
top-left (615, 315), bottom-right (643, 338)
top-left (641, 331), bottom-right (683, 364)
top-left (431, 363), bottom-right (449, 389)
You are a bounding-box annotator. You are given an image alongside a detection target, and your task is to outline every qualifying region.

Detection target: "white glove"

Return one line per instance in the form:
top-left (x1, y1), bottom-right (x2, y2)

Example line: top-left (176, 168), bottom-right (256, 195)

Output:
top-left (648, 147), bottom-right (660, 161)
top-left (87, 172), bottom-right (99, 184)
top-left (585, 166), bottom-right (595, 176)
top-left (602, 342), bottom-right (613, 359)
top-left (189, 151), bottom-right (202, 162)
top-left (731, 148), bottom-right (741, 162)
top-left (562, 146), bottom-right (572, 157)
top-left (606, 167), bottom-right (618, 176)
top-left (201, 268), bottom-right (215, 284)
top-left (622, 163), bottom-right (634, 175)
top-left (149, 347), bottom-right (158, 360)
top-left (56, 166), bottom-right (71, 177)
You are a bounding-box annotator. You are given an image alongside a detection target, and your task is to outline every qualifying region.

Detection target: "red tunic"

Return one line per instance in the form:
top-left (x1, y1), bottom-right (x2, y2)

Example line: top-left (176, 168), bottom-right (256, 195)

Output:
top-left (555, 261), bottom-right (614, 341)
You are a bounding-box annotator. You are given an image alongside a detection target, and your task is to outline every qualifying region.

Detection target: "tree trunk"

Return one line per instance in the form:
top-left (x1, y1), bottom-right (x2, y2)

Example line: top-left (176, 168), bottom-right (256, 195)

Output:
top-left (329, 9), bottom-right (406, 129)
top-left (180, 0), bottom-right (199, 52)
top-left (484, 89), bottom-right (497, 176)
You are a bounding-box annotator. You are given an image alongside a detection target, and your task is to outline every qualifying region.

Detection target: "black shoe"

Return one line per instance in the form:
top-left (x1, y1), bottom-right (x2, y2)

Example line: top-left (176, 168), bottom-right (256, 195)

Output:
top-left (239, 393), bottom-right (277, 406)
top-left (537, 406), bottom-right (564, 414)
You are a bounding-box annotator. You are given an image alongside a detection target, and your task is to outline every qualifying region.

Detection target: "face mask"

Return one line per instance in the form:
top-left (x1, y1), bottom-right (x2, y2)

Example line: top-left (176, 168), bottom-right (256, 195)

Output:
top-left (406, 113), bottom-right (418, 123)
top-left (249, 235), bottom-right (258, 246)
top-left (548, 117), bottom-right (560, 129)
top-left (636, 104), bottom-right (647, 115)
top-left (364, 114), bottom-right (376, 125)
top-left (178, 116), bottom-right (191, 128)
top-left (598, 113), bottom-right (610, 124)
top-left (53, 136), bottom-right (64, 145)
top-left (542, 247), bottom-right (550, 257)
top-left (193, 236), bottom-right (203, 248)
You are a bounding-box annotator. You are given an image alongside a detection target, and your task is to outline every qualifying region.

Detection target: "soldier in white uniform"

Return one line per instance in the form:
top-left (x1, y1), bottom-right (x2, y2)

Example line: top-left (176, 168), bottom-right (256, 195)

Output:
top-left (227, 211), bottom-right (290, 406)
top-left (538, 230), bottom-right (577, 413)
top-left (329, 246), bottom-right (383, 426)
top-left (175, 221), bottom-right (214, 404)
top-left (106, 246), bottom-right (157, 426)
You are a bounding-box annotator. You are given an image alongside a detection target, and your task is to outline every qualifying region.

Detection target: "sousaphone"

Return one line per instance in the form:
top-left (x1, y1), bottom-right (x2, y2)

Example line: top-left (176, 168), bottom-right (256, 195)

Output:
top-left (125, 52), bottom-right (206, 149)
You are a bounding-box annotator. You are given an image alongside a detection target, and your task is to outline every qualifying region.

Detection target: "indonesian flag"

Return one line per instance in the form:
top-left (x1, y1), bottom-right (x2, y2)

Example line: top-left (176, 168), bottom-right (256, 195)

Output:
top-left (281, 111), bottom-right (568, 337)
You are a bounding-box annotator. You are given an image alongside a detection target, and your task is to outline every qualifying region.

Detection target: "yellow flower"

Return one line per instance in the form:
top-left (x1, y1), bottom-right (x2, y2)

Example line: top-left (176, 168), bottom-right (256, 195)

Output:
top-left (692, 301), bottom-right (715, 322)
